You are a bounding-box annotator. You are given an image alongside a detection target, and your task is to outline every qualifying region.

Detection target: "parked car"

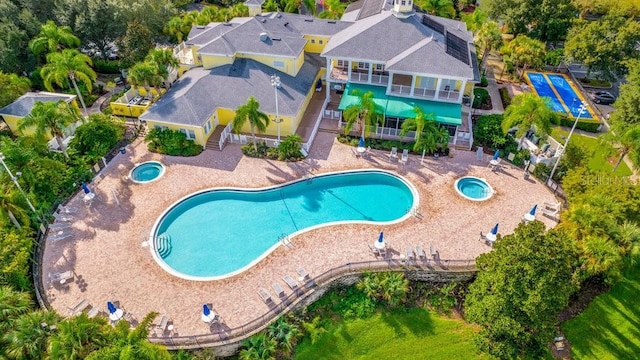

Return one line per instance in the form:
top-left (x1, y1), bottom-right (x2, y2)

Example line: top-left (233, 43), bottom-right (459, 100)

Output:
top-left (591, 91), bottom-right (616, 105)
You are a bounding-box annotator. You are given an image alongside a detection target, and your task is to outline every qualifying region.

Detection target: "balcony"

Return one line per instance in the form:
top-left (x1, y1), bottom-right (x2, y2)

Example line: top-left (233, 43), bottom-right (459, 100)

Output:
top-left (438, 90), bottom-right (461, 102)
top-left (329, 66), bottom-right (348, 82)
top-left (413, 87), bottom-right (437, 100)
top-left (389, 84), bottom-right (412, 96)
top-left (371, 73), bottom-right (389, 85)
top-left (173, 42), bottom-right (194, 65)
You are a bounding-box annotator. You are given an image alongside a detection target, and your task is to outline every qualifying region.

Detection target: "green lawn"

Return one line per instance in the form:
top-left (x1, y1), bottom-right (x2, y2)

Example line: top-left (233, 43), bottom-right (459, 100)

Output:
top-left (294, 308), bottom-right (489, 360)
top-left (550, 128), bottom-right (632, 176)
top-left (562, 262), bottom-right (640, 359)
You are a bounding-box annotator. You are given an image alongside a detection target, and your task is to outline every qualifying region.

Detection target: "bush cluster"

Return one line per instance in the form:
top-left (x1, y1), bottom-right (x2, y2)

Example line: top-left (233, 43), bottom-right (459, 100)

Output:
top-left (240, 135), bottom-right (304, 161)
top-left (556, 114), bottom-right (601, 133)
top-left (499, 87), bottom-right (512, 108)
top-left (473, 88), bottom-right (491, 109)
top-left (144, 128), bottom-right (203, 156)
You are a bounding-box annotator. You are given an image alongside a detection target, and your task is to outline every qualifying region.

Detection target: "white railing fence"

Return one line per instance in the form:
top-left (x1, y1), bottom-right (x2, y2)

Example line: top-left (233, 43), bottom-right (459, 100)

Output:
top-left (219, 122), bottom-right (232, 150)
top-left (390, 84), bottom-right (411, 95)
top-left (302, 99), bottom-right (328, 152)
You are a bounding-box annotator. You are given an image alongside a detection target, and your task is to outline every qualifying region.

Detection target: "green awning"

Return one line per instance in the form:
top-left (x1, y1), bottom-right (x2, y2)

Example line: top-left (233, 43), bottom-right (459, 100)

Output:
top-left (337, 83), bottom-right (462, 126)
top-left (386, 96), bottom-right (462, 126)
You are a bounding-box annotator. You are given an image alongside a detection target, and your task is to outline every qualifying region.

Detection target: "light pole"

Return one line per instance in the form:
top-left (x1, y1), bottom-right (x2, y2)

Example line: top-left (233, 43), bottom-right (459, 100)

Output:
top-left (547, 101), bottom-right (587, 183)
top-left (270, 74), bottom-right (283, 145)
top-left (0, 152), bottom-right (37, 213)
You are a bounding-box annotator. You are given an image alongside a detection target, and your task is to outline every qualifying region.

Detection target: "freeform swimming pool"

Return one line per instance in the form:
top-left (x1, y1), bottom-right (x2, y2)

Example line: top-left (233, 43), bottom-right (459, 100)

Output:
top-left (150, 170), bottom-right (418, 281)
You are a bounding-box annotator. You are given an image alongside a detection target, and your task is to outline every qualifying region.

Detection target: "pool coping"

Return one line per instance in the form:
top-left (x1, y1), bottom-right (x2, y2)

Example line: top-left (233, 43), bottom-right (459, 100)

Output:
top-left (148, 168), bottom-right (420, 282)
top-left (129, 161), bottom-right (166, 184)
top-left (454, 176), bottom-right (494, 202)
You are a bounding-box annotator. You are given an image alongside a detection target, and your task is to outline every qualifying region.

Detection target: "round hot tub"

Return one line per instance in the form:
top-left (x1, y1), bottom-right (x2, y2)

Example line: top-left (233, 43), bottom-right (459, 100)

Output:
top-left (454, 176), bottom-right (493, 201)
top-left (129, 161), bottom-right (165, 184)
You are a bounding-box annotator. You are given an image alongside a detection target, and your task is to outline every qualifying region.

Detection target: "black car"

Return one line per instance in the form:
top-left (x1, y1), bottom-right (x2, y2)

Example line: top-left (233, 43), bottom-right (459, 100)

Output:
top-left (591, 91), bottom-right (616, 105)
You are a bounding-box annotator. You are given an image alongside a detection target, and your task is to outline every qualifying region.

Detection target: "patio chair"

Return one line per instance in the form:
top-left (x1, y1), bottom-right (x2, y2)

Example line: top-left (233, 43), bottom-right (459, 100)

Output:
top-left (49, 222), bottom-right (72, 231)
top-left (297, 267), bottom-right (309, 280)
top-left (430, 244), bottom-right (437, 259)
top-left (405, 246), bottom-right (414, 261)
top-left (378, 247), bottom-right (387, 258)
top-left (542, 207), bottom-right (560, 218)
top-left (544, 201), bottom-right (561, 211)
top-left (68, 299), bottom-right (90, 316)
top-left (401, 149), bottom-right (409, 164)
top-left (156, 315), bottom-right (169, 334)
top-left (50, 270), bottom-right (74, 284)
top-left (50, 230), bottom-right (74, 242)
top-left (352, 148), bottom-right (361, 158)
top-left (272, 282), bottom-right (285, 297)
top-left (369, 244), bottom-right (380, 256)
top-left (415, 246), bottom-right (426, 259)
top-left (53, 212), bottom-right (73, 222)
top-left (389, 147), bottom-right (398, 160)
top-left (283, 275), bottom-right (298, 290)
top-left (57, 204), bottom-right (78, 214)
top-left (258, 288), bottom-right (273, 303)
top-left (87, 306), bottom-right (100, 319)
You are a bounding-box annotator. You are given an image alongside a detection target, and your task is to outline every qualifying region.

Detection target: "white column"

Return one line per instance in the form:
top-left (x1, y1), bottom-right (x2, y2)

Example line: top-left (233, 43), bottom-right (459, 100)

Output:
top-left (347, 60), bottom-right (352, 82)
top-left (325, 57), bottom-right (331, 102)
top-left (458, 80), bottom-right (467, 102)
top-left (368, 63), bottom-right (373, 83)
top-left (410, 75), bottom-right (416, 97)
top-left (435, 78), bottom-right (444, 99)
top-left (387, 72), bottom-right (394, 95)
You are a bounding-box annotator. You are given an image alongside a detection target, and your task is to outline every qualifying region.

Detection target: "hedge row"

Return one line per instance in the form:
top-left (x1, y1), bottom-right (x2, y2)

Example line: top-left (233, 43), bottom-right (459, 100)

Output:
top-left (556, 115), bottom-right (601, 133)
top-left (499, 87), bottom-right (511, 108)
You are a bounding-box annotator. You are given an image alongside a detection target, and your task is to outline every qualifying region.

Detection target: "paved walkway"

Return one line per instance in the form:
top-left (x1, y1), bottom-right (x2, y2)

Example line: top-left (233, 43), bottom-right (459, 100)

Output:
top-left (41, 133), bottom-right (559, 337)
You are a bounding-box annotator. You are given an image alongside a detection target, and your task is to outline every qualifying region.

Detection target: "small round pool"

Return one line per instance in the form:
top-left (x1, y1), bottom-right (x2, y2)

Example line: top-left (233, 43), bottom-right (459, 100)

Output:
top-left (454, 176), bottom-right (493, 201)
top-left (129, 161), bottom-right (165, 184)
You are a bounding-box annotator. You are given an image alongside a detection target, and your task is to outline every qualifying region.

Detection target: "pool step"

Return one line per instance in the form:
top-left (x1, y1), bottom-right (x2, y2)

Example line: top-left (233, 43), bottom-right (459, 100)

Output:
top-left (155, 233), bottom-right (172, 258)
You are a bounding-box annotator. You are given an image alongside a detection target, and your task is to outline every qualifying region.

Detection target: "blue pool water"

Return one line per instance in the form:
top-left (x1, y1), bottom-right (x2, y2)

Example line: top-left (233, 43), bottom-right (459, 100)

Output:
top-left (152, 171), bottom-right (416, 279)
top-left (130, 161), bottom-right (165, 183)
top-left (455, 177), bottom-right (493, 201)
top-left (546, 74), bottom-right (593, 119)
top-left (525, 73), bottom-right (566, 115)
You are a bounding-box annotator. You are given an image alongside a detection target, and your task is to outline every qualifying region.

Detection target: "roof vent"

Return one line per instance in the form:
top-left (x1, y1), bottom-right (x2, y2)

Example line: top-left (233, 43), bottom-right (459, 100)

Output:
top-left (272, 37), bottom-right (281, 41)
top-left (259, 32), bottom-right (270, 42)
top-left (304, 18), bottom-right (313, 22)
top-left (195, 26), bottom-right (205, 29)
top-left (222, 22), bottom-right (233, 26)
top-left (328, 21), bottom-right (336, 24)
top-left (284, 22), bottom-right (289, 27)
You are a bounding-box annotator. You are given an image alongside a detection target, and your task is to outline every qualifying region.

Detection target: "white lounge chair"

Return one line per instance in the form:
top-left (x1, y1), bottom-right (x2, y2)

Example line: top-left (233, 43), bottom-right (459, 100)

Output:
top-left (544, 201), bottom-right (561, 210)
top-left (157, 315), bottom-right (169, 333)
top-left (401, 149), bottom-right (409, 164)
top-left (258, 288), bottom-right (272, 303)
top-left (50, 230), bottom-right (74, 242)
top-left (389, 147), bottom-right (398, 160)
top-left (272, 283), bottom-right (285, 297)
top-left (542, 207), bottom-right (560, 218)
top-left (53, 212), bottom-right (73, 222)
top-left (50, 270), bottom-right (74, 284)
top-left (415, 246), bottom-right (426, 259)
top-left (297, 267), bottom-right (309, 280)
top-left (68, 299), bottom-right (90, 315)
top-left (49, 222), bottom-right (72, 231)
top-left (57, 204), bottom-right (78, 214)
top-left (283, 275), bottom-right (298, 290)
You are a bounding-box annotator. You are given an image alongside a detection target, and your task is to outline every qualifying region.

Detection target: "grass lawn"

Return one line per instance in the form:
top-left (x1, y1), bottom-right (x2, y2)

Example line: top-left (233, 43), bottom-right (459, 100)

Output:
top-left (562, 262), bottom-right (640, 359)
top-left (550, 128), bottom-right (632, 176)
top-left (294, 308), bottom-right (489, 360)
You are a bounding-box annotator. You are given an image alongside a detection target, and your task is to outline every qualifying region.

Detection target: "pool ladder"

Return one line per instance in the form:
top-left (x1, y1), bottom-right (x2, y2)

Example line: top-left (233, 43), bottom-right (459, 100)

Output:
top-left (155, 233), bottom-right (172, 258)
top-left (280, 233), bottom-right (293, 248)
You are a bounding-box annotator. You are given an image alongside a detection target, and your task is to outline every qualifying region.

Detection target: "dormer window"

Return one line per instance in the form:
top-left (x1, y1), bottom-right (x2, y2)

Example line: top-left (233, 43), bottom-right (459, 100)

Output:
top-left (401, 0), bottom-right (406, 5)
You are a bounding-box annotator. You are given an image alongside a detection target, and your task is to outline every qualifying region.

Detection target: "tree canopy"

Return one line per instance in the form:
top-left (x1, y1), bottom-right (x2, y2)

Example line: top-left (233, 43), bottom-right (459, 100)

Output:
top-left (501, 93), bottom-right (555, 147)
top-left (465, 222), bottom-right (579, 359)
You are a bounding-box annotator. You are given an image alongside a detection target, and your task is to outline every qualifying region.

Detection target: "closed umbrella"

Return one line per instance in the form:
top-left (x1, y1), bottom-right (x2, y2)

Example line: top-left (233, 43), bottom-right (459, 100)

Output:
top-left (492, 150), bottom-right (499, 161)
top-left (486, 223), bottom-right (499, 243)
top-left (374, 231), bottom-right (385, 250)
top-left (81, 182), bottom-right (91, 194)
top-left (359, 137), bottom-right (365, 148)
top-left (490, 223), bottom-right (499, 235)
top-left (524, 204), bottom-right (537, 222)
top-left (529, 204), bottom-right (538, 216)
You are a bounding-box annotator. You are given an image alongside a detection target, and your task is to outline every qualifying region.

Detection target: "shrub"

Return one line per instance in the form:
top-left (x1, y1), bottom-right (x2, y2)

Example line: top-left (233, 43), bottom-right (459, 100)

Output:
top-left (337, 134), bottom-right (415, 153)
top-left (69, 114), bottom-right (125, 161)
top-left (556, 114), bottom-right (601, 133)
top-left (473, 114), bottom-right (507, 150)
top-left (93, 59), bottom-right (122, 74)
top-left (544, 49), bottom-right (564, 67)
top-left (473, 88), bottom-right (490, 109)
top-left (276, 134), bottom-right (303, 161)
top-left (145, 128), bottom-right (203, 156)
top-left (499, 87), bottom-right (512, 108)
top-left (479, 75), bottom-right (488, 87)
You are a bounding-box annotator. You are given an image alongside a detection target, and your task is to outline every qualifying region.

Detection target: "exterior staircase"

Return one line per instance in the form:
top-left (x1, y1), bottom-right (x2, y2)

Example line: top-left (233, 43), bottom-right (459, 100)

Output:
top-left (205, 125), bottom-right (228, 151)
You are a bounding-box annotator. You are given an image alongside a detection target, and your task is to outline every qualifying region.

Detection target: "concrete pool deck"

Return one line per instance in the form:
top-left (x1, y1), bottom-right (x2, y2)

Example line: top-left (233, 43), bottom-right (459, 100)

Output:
top-left (41, 132), bottom-right (559, 337)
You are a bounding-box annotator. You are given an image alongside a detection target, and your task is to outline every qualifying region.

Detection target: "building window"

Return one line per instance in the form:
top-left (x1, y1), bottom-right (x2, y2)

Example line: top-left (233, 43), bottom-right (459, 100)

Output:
top-left (441, 79), bottom-right (457, 92)
top-left (374, 64), bottom-right (384, 71)
top-left (337, 60), bottom-right (347, 68)
top-left (311, 39), bottom-right (315, 44)
top-left (357, 62), bottom-right (369, 70)
top-left (319, 39), bottom-right (323, 44)
top-left (204, 120), bottom-right (212, 134)
top-left (154, 125), bottom-right (168, 131)
top-left (273, 60), bottom-right (285, 67)
top-left (180, 128), bottom-right (196, 140)
top-left (401, 0), bottom-right (406, 5)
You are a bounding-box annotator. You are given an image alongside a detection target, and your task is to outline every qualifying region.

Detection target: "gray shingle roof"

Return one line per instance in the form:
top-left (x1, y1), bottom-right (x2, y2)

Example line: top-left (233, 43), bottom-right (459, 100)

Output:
top-left (139, 55), bottom-right (320, 127)
top-left (0, 92), bottom-right (76, 117)
top-left (322, 12), bottom-right (476, 80)
top-left (356, 0), bottom-right (385, 20)
top-left (186, 18), bottom-right (251, 45)
top-left (196, 13), bottom-right (351, 58)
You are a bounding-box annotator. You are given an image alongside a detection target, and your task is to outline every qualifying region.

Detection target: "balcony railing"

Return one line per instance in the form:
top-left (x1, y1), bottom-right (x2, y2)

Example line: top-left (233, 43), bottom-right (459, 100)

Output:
top-left (438, 90), bottom-right (460, 101)
top-left (350, 71), bottom-right (369, 83)
top-left (390, 84), bottom-right (412, 95)
top-left (413, 88), bottom-right (437, 100)
top-left (371, 73), bottom-right (389, 85)
top-left (173, 42), bottom-right (194, 65)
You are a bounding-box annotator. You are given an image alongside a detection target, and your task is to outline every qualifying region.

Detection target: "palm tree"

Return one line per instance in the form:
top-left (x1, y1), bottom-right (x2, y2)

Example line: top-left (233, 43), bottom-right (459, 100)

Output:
top-left (0, 286), bottom-right (33, 333)
top-left (239, 333), bottom-right (277, 360)
top-left (0, 185), bottom-right (30, 229)
top-left (461, 8), bottom-right (487, 36)
top-left (266, 317), bottom-right (300, 356)
top-left (356, 272), bottom-right (380, 300)
top-left (342, 90), bottom-right (383, 138)
top-left (29, 21), bottom-right (80, 56)
top-left (232, 96), bottom-right (270, 151)
top-left (400, 107), bottom-right (449, 153)
top-left (379, 272), bottom-right (409, 307)
top-left (415, 0), bottom-right (456, 19)
top-left (302, 0), bottom-right (316, 15)
top-left (128, 62), bottom-right (164, 99)
top-left (318, 0), bottom-right (347, 19)
top-left (19, 100), bottom-right (80, 159)
top-left (3, 310), bottom-right (61, 360)
top-left (477, 21), bottom-right (503, 71)
top-left (40, 49), bottom-right (96, 115)
top-left (602, 123), bottom-right (640, 172)
top-left (501, 93), bottom-right (555, 148)
top-left (145, 49), bottom-right (179, 90)
top-left (501, 35), bottom-right (546, 79)
top-left (48, 313), bottom-right (109, 360)
top-left (85, 312), bottom-right (171, 360)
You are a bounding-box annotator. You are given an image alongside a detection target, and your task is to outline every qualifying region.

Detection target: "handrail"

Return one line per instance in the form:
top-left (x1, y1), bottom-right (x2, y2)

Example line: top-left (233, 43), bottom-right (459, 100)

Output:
top-left (218, 122), bottom-right (232, 150)
top-left (302, 99), bottom-right (328, 152)
top-left (148, 258), bottom-right (476, 349)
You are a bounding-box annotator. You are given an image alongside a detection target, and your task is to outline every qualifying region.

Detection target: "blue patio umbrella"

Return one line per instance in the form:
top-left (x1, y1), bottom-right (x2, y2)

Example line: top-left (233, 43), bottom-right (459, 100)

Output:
top-left (81, 182), bottom-right (91, 194)
top-left (203, 304), bottom-right (211, 317)
top-left (107, 301), bottom-right (116, 314)
top-left (490, 223), bottom-right (499, 235)
top-left (529, 204), bottom-right (538, 216)
top-left (378, 231), bottom-right (384, 243)
top-left (359, 137), bottom-right (365, 148)
top-left (492, 150), bottom-right (500, 161)
top-left (375, 231), bottom-right (385, 249)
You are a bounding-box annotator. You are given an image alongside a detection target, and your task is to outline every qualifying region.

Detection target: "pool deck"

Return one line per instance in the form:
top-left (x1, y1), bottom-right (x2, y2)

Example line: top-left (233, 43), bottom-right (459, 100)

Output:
top-left (41, 132), bottom-right (559, 337)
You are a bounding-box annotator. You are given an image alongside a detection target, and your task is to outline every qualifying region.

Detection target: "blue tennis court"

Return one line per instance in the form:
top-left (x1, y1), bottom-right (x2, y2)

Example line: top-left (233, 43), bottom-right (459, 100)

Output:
top-left (546, 74), bottom-right (593, 119)
top-left (525, 72), bottom-right (566, 115)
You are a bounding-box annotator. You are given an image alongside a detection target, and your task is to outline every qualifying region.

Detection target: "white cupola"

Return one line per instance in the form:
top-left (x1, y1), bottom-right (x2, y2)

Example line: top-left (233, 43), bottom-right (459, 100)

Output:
top-left (392, 0), bottom-right (415, 18)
